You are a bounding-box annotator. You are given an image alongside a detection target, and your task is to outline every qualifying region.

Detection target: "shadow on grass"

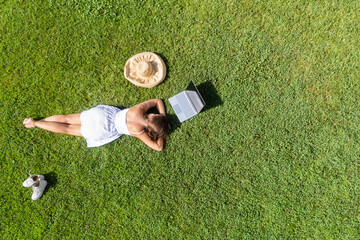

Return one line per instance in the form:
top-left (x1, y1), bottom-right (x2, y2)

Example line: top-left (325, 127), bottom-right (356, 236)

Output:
top-left (43, 171), bottom-right (57, 195)
top-left (196, 81), bottom-right (223, 113)
top-left (167, 81), bottom-right (223, 133)
top-left (167, 113), bottom-right (181, 134)
top-left (114, 105), bottom-right (126, 110)
top-left (154, 52), bottom-right (170, 86)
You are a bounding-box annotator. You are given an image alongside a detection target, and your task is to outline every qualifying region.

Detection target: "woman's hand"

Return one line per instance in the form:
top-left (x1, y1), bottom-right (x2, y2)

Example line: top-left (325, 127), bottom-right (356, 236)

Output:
top-left (143, 99), bottom-right (166, 115)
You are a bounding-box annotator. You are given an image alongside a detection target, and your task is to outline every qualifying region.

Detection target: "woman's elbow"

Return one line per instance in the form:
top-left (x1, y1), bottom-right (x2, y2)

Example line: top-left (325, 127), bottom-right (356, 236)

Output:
top-left (148, 143), bottom-right (163, 151)
top-left (155, 145), bottom-right (163, 151)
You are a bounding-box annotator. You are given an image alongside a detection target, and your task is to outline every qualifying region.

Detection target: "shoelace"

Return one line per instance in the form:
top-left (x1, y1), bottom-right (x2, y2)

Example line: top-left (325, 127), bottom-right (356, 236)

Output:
top-left (33, 179), bottom-right (42, 191)
top-left (34, 186), bottom-right (41, 193)
top-left (28, 170), bottom-right (41, 182)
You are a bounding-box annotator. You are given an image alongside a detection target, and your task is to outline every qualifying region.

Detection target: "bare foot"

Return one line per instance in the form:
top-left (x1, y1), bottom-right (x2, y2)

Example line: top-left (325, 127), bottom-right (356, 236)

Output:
top-left (23, 118), bottom-right (36, 128)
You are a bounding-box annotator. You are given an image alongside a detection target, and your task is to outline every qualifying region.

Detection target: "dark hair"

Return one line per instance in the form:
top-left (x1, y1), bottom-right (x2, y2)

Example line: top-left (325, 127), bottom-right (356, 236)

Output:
top-left (145, 114), bottom-right (170, 141)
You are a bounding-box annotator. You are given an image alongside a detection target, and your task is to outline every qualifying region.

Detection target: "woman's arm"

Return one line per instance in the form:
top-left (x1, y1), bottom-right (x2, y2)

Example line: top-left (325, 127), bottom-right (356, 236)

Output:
top-left (143, 99), bottom-right (166, 115)
top-left (135, 132), bottom-right (164, 151)
top-left (129, 98), bottom-right (167, 151)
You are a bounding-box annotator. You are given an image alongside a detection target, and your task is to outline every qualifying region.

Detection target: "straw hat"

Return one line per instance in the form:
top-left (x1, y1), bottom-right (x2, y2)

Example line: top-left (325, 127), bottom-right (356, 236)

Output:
top-left (124, 52), bottom-right (167, 88)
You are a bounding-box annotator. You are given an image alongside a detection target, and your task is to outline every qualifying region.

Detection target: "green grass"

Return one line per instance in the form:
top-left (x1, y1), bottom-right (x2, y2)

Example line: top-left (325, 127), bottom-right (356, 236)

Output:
top-left (1, 0), bottom-right (359, 239)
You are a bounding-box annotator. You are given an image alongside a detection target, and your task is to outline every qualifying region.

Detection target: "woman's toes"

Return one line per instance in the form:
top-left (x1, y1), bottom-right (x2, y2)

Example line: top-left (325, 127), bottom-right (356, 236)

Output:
top-left (23, 118), bottom-right (35, 128)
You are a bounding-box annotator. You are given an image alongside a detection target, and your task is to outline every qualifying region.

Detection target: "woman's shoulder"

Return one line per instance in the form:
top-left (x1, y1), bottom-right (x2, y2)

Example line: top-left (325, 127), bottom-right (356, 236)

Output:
top-left (127, 119), bottom-right (145, 134)
top-left (128, 103), bottom-right (147, 115)
top-left (126, 107), bottom-right (146, 128)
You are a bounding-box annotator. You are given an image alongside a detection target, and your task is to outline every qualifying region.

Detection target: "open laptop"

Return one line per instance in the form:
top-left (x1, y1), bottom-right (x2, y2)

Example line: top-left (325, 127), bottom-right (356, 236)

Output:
top-left (168, 81), bottom-right (205, 122)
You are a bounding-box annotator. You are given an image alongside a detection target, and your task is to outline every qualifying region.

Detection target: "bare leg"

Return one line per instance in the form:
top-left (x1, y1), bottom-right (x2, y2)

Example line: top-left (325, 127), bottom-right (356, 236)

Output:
top-left (23, 118), bottom-right (82, 136)
top-left (42, 113), bottom-right (81, 125)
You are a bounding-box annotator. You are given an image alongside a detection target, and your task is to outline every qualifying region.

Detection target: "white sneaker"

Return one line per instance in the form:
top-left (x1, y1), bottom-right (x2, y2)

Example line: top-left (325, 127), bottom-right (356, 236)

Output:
top-left (23, 171), bottom-right (45, 187)
top-left (31, 179), bottom-right (47, 200)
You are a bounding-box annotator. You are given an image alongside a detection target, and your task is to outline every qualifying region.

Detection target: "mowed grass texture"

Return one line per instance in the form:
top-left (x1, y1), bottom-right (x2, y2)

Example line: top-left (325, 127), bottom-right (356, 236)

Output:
top-left (1, 0), bottom-right (359, 239)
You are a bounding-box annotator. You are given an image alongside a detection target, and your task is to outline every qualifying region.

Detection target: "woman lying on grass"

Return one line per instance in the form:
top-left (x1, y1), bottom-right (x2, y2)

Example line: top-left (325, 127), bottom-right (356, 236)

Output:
top-left (23, 99), bottom-right (170, 151)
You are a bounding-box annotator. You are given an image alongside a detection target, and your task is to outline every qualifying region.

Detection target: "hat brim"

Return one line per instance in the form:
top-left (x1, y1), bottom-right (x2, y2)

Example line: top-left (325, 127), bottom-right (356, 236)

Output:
top-left (124, 52), bottom-right (167, 88)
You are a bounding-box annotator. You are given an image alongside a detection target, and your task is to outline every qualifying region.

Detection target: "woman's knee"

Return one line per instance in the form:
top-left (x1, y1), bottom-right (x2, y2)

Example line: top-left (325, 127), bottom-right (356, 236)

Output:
top-left (67, 124), bottom-right (82, 136)
top-left (65, 114), bottom-right (81, 125)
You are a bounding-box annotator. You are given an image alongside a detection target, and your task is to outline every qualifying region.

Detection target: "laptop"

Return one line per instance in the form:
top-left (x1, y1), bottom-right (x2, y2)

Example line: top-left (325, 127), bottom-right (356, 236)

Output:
top-left (168, 81), bottom-right (205, 122)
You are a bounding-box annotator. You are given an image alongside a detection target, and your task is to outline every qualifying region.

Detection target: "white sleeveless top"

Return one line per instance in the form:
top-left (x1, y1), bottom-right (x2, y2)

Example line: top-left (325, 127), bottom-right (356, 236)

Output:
top-left (115, 108), bottom-right (130, 136)
top-left (115, 108), bottom-right (146, 135)
top-left (80, 105), bottom-right (133, 147)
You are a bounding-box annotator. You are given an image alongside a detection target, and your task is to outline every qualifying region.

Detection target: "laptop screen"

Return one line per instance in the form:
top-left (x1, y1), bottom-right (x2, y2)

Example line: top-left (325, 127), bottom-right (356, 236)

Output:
top-left (168, 81), bottom-right (206, 122)
top-left (186, 81), bottom-right (205, 106)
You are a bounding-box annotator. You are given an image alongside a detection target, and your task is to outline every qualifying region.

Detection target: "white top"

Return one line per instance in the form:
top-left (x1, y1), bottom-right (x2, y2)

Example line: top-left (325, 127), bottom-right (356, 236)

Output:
top-left (80, 104), bottom-right (147, 147)
top-left (115, 108), bottom-right (130, 136)
top-left (80, 105), bottom-right (130, 147)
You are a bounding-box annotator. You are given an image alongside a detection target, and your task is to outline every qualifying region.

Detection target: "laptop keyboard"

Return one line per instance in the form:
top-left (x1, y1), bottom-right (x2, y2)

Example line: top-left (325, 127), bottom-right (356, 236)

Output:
top-left (176, 93), bottom-right (194, 118)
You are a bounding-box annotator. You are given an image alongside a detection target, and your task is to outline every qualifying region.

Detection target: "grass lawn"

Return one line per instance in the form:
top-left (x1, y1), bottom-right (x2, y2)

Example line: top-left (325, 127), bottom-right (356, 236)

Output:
top-left (1, 0), bottom-right (359, 239)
